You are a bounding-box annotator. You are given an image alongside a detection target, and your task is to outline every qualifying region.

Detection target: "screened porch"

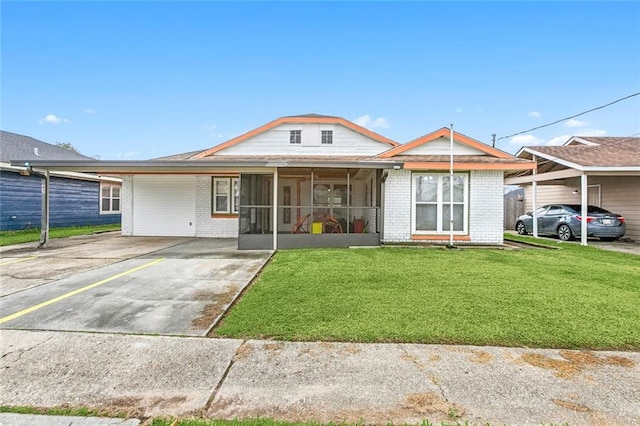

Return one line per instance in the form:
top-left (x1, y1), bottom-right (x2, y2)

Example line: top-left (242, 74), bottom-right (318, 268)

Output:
top-left (238, 168), bottom-right (383, 249)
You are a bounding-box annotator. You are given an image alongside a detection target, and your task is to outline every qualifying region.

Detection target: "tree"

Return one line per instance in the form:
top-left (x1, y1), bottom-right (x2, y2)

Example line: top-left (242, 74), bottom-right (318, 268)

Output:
top-left (55, 142), bottom-right (81, 154)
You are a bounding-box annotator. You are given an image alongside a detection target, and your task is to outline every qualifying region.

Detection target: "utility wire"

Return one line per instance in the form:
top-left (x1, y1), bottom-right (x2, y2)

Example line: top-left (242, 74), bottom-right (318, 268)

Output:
top-left (496, 92), bottom-right (640, 141)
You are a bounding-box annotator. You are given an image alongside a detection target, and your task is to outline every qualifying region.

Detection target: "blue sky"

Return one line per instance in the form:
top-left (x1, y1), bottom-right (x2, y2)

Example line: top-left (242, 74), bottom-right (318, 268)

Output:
top-left (2, 1), bottom-right (639, 160)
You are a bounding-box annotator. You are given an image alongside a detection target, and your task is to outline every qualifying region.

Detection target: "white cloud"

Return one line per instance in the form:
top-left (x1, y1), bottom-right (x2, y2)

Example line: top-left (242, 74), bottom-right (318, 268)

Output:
top-left (509, 134), bottom-right (544, 146)
top-left (455, 107), bottom-right (463, 114)
top-left (528, 111), bottom-right (541, 118)
top-left (545, 135), bottom-right (572, 146)
top-left (565, 118), bottom-right (588, 128)
top-left (546, 129), bottom-right (607, 146)
top-left (353, 115), bottom-right (389, 129)
top-left (39, 114), bottom-right (69, 124)
top-left (84, 108), bottom-right (96, 114)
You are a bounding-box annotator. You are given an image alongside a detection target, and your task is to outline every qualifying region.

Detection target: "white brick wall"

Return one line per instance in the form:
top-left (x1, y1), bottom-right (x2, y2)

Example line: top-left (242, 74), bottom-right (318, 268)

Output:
top-left (121, 175), bottom-right (133, 236)
top-left (382, 169), bottom-right (504, 244)
top-left (382, 169), bottom-right (413, 242)
top-left (195, 176), bottom-right (238, 238)
top-left (468, 170), bottom-right (504, 244)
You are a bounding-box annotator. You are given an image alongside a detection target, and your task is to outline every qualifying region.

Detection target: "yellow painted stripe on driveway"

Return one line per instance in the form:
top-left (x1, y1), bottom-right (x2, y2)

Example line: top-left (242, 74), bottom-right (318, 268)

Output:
top-left (0, 256), bottom-right (37, 266)
top-left (0, 257), bottom-right (165, 325)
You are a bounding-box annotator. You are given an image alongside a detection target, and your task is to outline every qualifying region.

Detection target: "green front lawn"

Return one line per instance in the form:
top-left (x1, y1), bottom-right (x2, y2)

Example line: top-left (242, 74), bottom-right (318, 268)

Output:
top-left (216, 239), bottom-right (640, 350)
top-left (0, 224), bottom-right (120, 246)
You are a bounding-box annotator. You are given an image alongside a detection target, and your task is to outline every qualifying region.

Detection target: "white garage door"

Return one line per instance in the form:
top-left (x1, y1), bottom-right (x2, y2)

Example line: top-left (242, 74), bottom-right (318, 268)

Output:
top-left (132, 175), bottom-right (196, 237)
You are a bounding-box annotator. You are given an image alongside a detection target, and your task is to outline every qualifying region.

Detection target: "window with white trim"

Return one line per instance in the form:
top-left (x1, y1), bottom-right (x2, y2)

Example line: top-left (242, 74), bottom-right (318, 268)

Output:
top-left (100, 184), bottom-right (121, 214)
top-left (321, 130), bottom-right (333, 144)
top-left (289, 130), bottom-right (301, 144)
top-left (412, 173), bottom-right (468, 234)
top-left (212, 177), bottom-right (239, 214)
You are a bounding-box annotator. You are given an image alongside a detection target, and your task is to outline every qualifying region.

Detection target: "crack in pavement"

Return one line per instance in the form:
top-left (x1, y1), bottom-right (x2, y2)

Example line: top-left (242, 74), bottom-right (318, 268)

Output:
top-left (202, 339), bottom-right (246, 414)
top-left (397, 344), bottom-right (449, 402)
top-left (1, 335), bottom-right (54, 367)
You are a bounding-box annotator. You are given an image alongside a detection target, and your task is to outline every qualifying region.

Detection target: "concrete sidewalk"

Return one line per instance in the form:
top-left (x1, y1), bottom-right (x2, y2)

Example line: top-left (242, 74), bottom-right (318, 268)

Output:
top-left (1, 330), bottom-right (638, 425)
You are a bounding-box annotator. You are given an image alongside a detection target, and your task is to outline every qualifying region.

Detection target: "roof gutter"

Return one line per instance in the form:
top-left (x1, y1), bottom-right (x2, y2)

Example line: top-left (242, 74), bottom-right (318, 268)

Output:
top-left (11, 159), bottom-right (401, 173)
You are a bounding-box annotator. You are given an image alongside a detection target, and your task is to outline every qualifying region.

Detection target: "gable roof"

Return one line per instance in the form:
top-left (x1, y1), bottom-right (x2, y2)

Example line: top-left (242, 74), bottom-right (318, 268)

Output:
top-left (377, 127), bottom-right (512, 159)
top-left (192, 114), bottom-right (400, 159)
top-left (0, 130), bottom-right (94, 163)
top-left (517, 136), bottom-right (640, 169)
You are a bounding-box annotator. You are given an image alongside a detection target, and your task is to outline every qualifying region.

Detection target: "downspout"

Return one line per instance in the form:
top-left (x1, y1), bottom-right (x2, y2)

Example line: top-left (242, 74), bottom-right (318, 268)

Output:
top-left (23, 163), bottom-right (50, 248)
top-left (39, 170), bottom-right (50, 248)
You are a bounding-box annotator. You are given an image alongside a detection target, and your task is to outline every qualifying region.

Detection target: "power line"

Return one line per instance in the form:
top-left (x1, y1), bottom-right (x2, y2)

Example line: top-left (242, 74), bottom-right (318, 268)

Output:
top-left (496, 92), bottom-right (640, 142)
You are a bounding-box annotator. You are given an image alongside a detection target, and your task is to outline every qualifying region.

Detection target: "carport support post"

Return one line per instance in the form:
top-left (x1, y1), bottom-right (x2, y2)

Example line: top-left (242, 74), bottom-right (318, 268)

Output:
top-left (39, 170), bottom-right (50, 248)
top-left (581, 172), bottom-right (588, 246)
top-left (532, 155), bottom-right (538, 238)
top-left (273, 169), bottom-right (278, 250)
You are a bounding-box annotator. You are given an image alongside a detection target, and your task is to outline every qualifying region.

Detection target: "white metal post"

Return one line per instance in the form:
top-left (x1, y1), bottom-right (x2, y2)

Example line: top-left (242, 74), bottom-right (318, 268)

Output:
top-left (581, 173), bottom-right (588, 246)
top-left (532, 155), bottom-right (538, 238)
top-left (449, 124), bottom-right (454, 247)
top-left (273, 169), bottom-right (278, 250)
top-left (39, 170), bottom-right (50, 248)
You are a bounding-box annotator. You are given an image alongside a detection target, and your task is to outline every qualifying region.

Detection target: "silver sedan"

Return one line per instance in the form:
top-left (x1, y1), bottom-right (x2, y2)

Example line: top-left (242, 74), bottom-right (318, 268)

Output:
top-left (515, 204), bottom-right (626, 241)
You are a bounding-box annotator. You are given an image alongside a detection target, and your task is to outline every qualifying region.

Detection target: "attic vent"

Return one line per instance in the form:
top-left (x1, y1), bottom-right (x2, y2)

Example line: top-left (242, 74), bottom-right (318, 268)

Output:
top-left (34, 147), bottom-right (40, 156)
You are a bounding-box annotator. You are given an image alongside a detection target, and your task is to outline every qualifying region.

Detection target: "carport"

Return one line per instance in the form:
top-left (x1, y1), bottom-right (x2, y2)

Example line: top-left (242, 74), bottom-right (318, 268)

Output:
top-left (12, 158), bottom-right (395, 250)
top-left (505, 137), bottom-right (640, 245)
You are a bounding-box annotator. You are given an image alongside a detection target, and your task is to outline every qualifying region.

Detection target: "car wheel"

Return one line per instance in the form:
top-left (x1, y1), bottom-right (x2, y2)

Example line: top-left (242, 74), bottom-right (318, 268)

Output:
top-left (600, 237), bottom-right (617, 242)
top-left (558, 224), bottom-right (574, 241)
top-left (516, 222), bottom-right (527, 235)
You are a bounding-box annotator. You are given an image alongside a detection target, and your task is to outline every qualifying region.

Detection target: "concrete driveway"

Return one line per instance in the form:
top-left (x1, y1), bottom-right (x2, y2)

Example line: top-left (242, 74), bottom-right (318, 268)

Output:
top-left (0, 235), bottom-right (272, 336)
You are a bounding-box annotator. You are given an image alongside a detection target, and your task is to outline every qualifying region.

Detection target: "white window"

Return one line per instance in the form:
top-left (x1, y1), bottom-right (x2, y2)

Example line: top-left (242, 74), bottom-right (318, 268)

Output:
top-left (213, 177), bottom-right (239, 214)
top-left (290, 130), bottom-right (301, 144)
top-left (100, 184), bottom-right (121, 214)
top-left (321, 130), bottom-right (333, 144)
top-left (412, 173), bottom-right (468, 234)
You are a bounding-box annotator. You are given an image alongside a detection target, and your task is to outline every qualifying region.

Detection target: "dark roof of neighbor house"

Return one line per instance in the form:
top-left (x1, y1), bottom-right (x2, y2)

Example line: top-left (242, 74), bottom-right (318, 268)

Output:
top-left (0, 130), bottom-right (94, 163)
top-left (523, 136), bottom-right (640, 167)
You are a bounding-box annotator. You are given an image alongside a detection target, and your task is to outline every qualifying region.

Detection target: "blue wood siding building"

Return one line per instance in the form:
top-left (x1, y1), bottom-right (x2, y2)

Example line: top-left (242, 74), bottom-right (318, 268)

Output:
top-left (0, 171), bottom-right (121, 231)
top-left (1, 130), bottom-right (123, 232)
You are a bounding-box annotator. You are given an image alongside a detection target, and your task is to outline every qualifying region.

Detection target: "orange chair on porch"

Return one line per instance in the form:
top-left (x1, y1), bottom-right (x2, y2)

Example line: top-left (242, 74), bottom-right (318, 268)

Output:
top-left (321, 214), bottom-right (343, 234)
top-left (292, 214), bottom-right (311, 233)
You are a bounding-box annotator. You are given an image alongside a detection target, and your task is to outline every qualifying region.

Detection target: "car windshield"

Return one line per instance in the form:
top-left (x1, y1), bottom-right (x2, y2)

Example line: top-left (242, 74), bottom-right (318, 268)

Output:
top-left (564, 205), bottom-right (613, 214)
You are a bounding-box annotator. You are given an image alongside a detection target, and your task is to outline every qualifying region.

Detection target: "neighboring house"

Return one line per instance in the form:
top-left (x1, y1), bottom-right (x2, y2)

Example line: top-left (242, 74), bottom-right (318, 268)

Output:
top-left (0, 130), bottom-right (121, 231)
top-left (503, 187), bottom-right (525, 231)
top-left (16, 114), bottom-right (534, 248)
top-left (505, 136), bottom-right (640, 242)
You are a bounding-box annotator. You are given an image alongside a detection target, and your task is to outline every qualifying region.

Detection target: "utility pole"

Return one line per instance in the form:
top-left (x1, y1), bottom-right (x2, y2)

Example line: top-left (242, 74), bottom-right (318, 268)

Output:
top-left (491, 134), bottom-right (496, 148)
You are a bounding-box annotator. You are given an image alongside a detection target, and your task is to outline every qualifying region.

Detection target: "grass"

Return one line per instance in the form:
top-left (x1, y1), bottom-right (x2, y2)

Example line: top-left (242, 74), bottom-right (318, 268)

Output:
top-left (0, 224), bottom-right (120, 246)
top-left (0, 406), bottom-right (570, 426)
top-left (0, 405), bottom-right (127, 418)
top-left (215, 238), bottom-right (640, 350)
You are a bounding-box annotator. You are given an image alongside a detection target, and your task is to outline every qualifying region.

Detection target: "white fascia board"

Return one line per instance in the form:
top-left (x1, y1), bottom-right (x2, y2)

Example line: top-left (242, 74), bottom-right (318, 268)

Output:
top-left (567, 136), bottom-right (599, 146)
top-left (520, 147), bottom-right (584, 171)
top-left (505, 167), bottom-right (583, 185)
top-left (582, 166), bottom-right (640, 172)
